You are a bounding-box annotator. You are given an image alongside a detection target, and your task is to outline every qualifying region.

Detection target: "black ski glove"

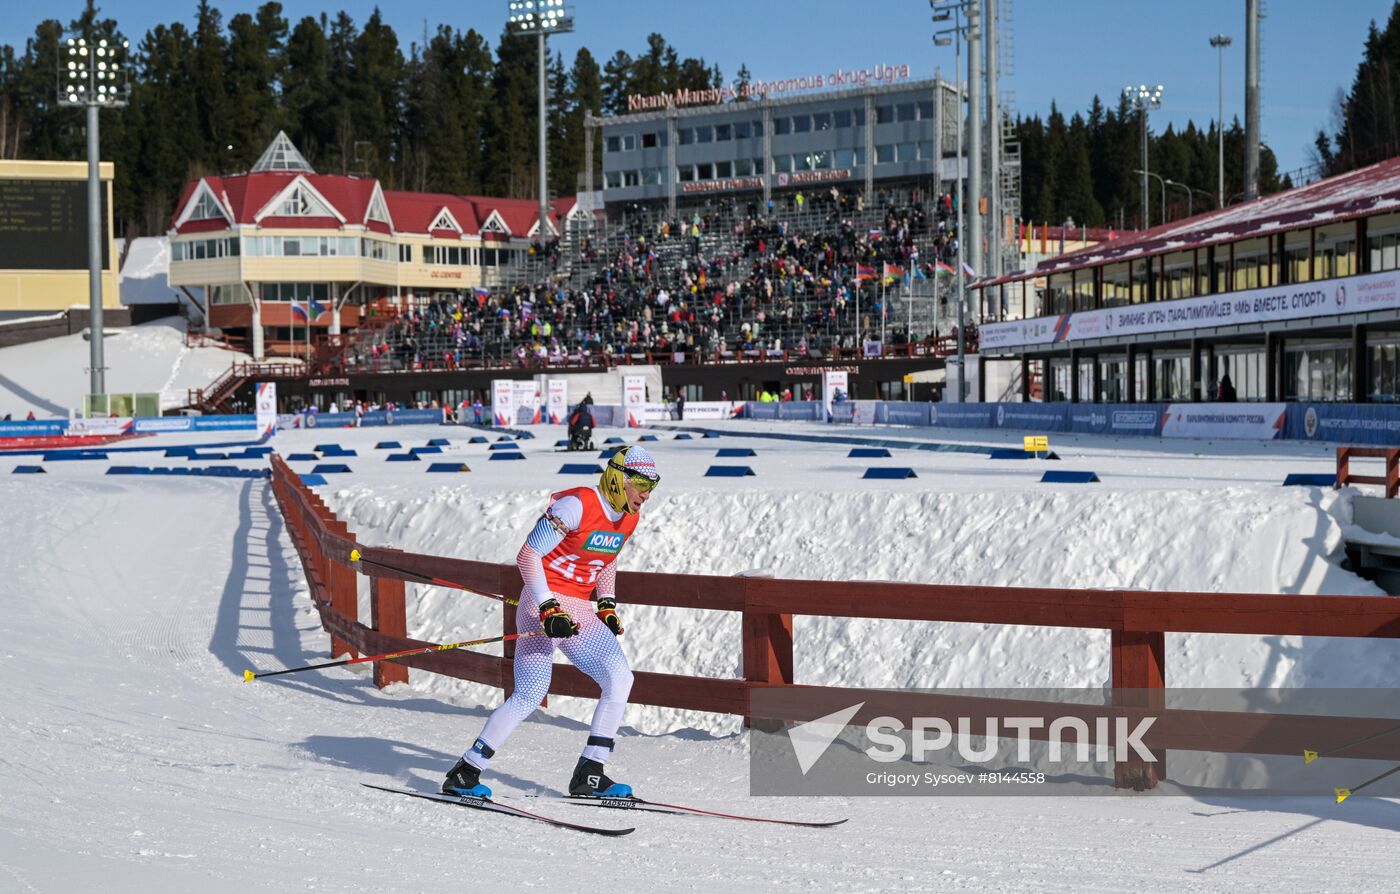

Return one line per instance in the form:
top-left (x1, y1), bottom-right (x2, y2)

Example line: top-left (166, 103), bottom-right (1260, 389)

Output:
top-left (595, 597), bottom-right (624, 636)
top-left (539, 598), bottom-right (579, 638)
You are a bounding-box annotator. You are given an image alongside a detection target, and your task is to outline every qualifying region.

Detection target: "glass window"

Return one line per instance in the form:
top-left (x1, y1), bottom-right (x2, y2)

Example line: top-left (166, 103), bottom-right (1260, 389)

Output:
top-left (716, 123), bottom-right (732, 141)
top-left (853, 108), bottom-right (866, 126)
top-left (695, 126), bottom-right (713, 143)
top-left (834, 148), bottom-right (855, 168)
top-left (1315, 227), bottom-right (1357, 280)
top-left (1047, 272), bottom-right (1072, 314)
top-left (854, 147), bottom-right (866, 166)
top-left (753, 120), bottom-right (764, 137)
top-left (1283, 229), bottom-right (1310, 283)
top-left (604, 170), bottom-right (622, 189)
top-left (1130, 258), bottom-right (1150, 303)
top-left (896, 142), bottom-right (917, 162)
top-left (696, 162), bottom-right (713, 180)
top-left (605, 136), bottom-right (621, 153)
top-left (1102, 262), bottom-right (1130, 307)
top-left (792, 115), bottom-right (811, 133)
top-left (678, 128), bottom-right (694, 145)
top-left (876, 144), bottom-right (895, 164)
top-left (813, 112), bottom-right (832, 131)
top-left (753, 157), bottom-right (766, 174)
top-left (621, 134), bottom-right (637, 151)
top-left (641, 132), bottom-right (658, 149)
top-left (734, 121), bottom-right (751, 139)
top-left (676, 165), bottom-right (695, 182)
top-left (735, 158), bottom-right (753, 176)
top-left (774, 117), bottom-right (791, 135)
top-left (643, 168), bottom-right (663, 186)
top-left (716, 160), bottom-right (732, 178)
top-left (1233, 237), bottom-right (1270, 291)
top-left (918, 100), bottom-right (935, 119)
top-left (875, 105), bottom-right (894, 124)
top-left (834, 109), bottom-right (852, 128)
top-left (773, 154), bottom-right (792, 173)
top-left (897, 102), bottom-right (917, 122)
top-left (623, 170), bottom-right (640, 187)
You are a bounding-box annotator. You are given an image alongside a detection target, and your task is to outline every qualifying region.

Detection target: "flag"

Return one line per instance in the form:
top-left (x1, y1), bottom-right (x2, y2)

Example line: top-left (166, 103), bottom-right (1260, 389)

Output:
top-left (962, 262), bottom-right (977, 278)
top-left (882, 262), bottom-right (905, 280)
top-left (935, 260), bottom-right (956, 275)
top-left (913, 265), bottom-right (928, 281)
top-left (521, 301), bottom-right (535, 319)
top-left (308, 298), bottom-right (328, 319)
top-left (290, 300), bottom-right (308, 320)
top-left (856, 265), bottom-right (877, 281)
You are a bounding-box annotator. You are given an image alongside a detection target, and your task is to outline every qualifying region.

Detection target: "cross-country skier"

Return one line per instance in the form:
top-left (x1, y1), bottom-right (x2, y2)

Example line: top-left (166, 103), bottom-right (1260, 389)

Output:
top-left (443, 445), bottom-right (660, 800)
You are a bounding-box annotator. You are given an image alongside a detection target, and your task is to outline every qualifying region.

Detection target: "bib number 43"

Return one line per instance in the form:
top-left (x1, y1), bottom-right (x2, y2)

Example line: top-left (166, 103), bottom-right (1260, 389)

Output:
top-left (547, 553), bottom-right (606, 585)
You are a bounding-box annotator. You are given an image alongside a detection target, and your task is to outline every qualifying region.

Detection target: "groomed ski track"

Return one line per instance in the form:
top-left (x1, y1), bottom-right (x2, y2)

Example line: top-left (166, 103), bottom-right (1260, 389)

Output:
top-left (1, 425), bottom-right (1398, 893)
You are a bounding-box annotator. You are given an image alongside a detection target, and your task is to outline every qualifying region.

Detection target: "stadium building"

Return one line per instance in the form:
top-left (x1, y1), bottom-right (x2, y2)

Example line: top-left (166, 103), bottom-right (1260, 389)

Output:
top-left (166, 132), bottom-right (590, 359)
top-left (972, 156), bottom-right (1400, 404)
top-left (589, 71), bottom-right (962, 217)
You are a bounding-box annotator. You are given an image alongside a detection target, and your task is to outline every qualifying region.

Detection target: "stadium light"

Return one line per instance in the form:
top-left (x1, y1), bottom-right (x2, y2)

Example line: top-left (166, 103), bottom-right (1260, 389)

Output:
top-left (58, 31), bottom-right (131, 401)
top-left (1122, 83), bottom-right (1164, 230)
top-left (932, 0), bottom-right (979, 402)
top-left (1209, 34), bottom-right (1232, 208)
top-left (506, 1), bottom-right (574, 247)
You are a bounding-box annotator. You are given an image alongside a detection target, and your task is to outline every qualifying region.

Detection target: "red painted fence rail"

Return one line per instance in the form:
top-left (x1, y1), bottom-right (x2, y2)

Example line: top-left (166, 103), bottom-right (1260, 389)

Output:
top-left (268, 454), bottom-right (1400, 789)
top-left (1337, 446), bottom-right (1400, 498)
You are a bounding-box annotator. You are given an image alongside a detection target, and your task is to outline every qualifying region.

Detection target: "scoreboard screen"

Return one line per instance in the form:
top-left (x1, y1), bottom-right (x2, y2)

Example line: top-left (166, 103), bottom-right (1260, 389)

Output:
top-left (0, 178), bottom-right (110, 270)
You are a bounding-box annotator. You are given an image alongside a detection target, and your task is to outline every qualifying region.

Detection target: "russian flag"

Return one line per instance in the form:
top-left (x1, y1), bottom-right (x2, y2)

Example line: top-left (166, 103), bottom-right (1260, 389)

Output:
top-left (290, 300), bottom-right (308, 320)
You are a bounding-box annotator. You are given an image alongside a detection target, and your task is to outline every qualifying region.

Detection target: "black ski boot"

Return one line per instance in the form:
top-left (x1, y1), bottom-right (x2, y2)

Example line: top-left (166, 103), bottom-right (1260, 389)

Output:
top-left (442, 758), bottom-right (492, 798)
top-left (569, 757), bottom-right (632, 798)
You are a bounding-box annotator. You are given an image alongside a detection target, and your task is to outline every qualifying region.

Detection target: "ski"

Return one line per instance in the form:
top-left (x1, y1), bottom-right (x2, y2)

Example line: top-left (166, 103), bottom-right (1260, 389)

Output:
top-left (361, 783), bottom-right (635, 836)
top-left (533, 793), bottom-right (847, 828)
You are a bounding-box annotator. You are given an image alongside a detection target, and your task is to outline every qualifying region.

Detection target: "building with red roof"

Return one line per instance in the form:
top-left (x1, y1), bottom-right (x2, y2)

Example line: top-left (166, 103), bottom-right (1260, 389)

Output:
top-left (970, 155), bottom-right (1400, 405)
top-left (167, 132), bottom-right (590, 358)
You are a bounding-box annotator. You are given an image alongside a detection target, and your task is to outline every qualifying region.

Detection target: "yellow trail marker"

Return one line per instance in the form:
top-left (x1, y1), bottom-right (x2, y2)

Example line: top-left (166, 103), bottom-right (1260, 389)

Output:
top-left (1335, 788), bottom-right (1351, 804)
top-left (243, 669), bottom-right (255, 682)
top-left (1303, 750), bottom-right (1318, 764)
top-left (350, 548), bottom-right (362, 562)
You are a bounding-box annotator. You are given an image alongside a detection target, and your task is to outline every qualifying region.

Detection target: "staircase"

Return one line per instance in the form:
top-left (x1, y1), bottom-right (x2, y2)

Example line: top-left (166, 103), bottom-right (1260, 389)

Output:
top-left (186, 362), bottom-right (305, 414)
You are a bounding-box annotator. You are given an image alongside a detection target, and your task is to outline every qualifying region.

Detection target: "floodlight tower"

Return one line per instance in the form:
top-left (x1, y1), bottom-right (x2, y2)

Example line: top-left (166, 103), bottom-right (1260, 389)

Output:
top-left (1122, 84), bottom-right (1164, 229)
top-left (58, 31), bottom-right (131, 400)
top-left (506, 0), bottom-right (574, 246)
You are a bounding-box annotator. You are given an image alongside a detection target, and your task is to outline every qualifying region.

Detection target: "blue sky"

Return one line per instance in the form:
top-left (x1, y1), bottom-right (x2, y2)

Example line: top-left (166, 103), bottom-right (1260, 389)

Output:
top-left (4, 1), bottom-right (1392, 176)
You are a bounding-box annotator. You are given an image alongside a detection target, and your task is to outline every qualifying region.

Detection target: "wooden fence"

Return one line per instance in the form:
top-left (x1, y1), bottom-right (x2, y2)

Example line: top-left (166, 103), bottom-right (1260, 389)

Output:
top-left (1337, 446), bottom-right (1400, 498)
top-left (268, 454), bottom-right (1400, 790)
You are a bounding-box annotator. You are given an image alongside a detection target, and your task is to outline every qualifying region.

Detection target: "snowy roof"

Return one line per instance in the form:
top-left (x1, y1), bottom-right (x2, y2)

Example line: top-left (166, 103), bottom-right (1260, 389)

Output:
top-left (980, 155), bottom-right (1400, 287)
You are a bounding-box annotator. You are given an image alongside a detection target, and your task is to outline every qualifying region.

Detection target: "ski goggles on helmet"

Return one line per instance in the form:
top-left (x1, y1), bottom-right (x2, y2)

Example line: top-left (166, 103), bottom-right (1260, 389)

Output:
top-left (610, 458), bottom-right (660, 492)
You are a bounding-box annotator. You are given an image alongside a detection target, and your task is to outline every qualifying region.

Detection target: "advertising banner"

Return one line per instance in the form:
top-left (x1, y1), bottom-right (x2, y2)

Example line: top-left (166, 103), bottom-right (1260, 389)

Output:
top-left (676, 401), bottom-right (745, 421)
top-left (359, 408), bottom-right (445, 427)
top-left (68, 416), bottom-right (135, 436)
top-left (1066, 405), bottom-right (1166, 437)
top-left (980, 269), bottom-right (1400, 351)
top-left (547, 379), bottom-right (568, 425)
top-left (927, 404), bottom-right (996, 429)
top-left (0, 420), bottom-right (68, 436)
top-left (513, 380), bottom-right (542, 425)
top-left (622, 374), bottom-right (647, 427)
top-left (1285, 403), bottom-right (1400, 445)
top-left (822, 370), bottom-right (849, 422)
top-left (491, 380), bottom-right (515, 427)
top-left (881, 403), bottom-right (934, 427)
top-left (255, 382), bottom-right (277, 437)
top-left (132, 417), bottom-right (193, 433)
top-left (191, 415), bottom-right (257, 430)
top-left (1160, 403), bottom-right (1287, 440)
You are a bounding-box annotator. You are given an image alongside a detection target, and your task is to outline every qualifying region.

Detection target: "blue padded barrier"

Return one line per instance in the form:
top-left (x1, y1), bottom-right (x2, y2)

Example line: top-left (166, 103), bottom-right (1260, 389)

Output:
top-left (299, 473), bottom-right (328, 486)
top-left (674, 433), bottom-right (693, 440)
top-left (490, 452), bottom-right (526, 461)
top-left (427, 438), bottom-right (451, 447)
top-left (12, 465), bottom-right (45, 474)
top-left (559, 464), bottom-right (603, 474)
top-left (489, 443), bottom-right (522, 451)
top-left (604, 437), bottom-right (626, 444)
top-left (705, 465), bottom-right (754, 477)
top-left (427, 462), bottom-right (472, 472)
top-left (1283, 473), bottom-right (1337, 487)
top-left (285, 453), bottom-right (320, 462)
top-left (375, 441), bottom-right (402, 449)
top-left (716, 447), bottom-right (757, 457)
top-left (469, 436), bottom-right (489, 444)
top-left (849, 447), bottom-right (893, 458)
top-left (311, 463), bottom-right (352, 473)
top-left (42, 451), bottom-right (108, 461)
top-left (409, 446), bottom-right (442, 455)
top-left (1040, 470), bottom-right (1100, 483)
top-left (863, 467), bottom-right (918, 479)
top-left (386, 453), bottom-right (420, 462)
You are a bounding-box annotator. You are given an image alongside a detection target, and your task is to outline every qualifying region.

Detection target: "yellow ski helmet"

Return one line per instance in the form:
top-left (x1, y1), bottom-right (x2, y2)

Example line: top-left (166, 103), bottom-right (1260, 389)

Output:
top-left (600, 445), bottom-right (660, 513)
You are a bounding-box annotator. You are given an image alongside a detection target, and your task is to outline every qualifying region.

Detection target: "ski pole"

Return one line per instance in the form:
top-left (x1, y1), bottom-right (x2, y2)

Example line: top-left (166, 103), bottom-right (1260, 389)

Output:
top-left (1302, 720), bottom-right (1400, 764)
top-left (242, 631), bottom-right (541, 682)
top-left (1334, 763), bottom-right (1400, 804)
top-left (349, 548), bottom-right (520, 606)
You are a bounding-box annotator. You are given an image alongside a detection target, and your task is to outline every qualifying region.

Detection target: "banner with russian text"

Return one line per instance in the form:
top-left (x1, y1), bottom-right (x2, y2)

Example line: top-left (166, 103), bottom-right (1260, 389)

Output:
top-left (822, 370), bottom-right (849, 422)
top-left (546, 379), bottom-right (568, 424)
top-left (255, 382), bottom-right (277, 437)
top-left (622, 375), bottom-right (647, 427)
top-left (491, 380), bottom-right (515, 427)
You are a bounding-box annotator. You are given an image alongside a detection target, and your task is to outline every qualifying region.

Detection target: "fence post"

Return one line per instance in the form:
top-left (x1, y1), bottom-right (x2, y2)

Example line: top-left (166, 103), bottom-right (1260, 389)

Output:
top-left (326, 521), bottom-right (358, 660)
top-left (1389, 449), bottom-right (1399, 498)
top-left (369, 549), bottom-right (409, 688)
top-left (1110, 628), bottom-right (1166, 791)
top-left (739, 570), bottom-right (793, 727)
top-left (1337, 446), bottom-right (1351, 489)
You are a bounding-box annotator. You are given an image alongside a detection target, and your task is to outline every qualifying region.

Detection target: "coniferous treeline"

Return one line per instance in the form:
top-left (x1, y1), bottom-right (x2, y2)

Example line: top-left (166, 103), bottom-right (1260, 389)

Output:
top-left (0, 3), bottom-right (1301, 239)
top-left (1315, 1), bottom-right (1400, 178)
top-left (0, 4), bottom-right (721, 236)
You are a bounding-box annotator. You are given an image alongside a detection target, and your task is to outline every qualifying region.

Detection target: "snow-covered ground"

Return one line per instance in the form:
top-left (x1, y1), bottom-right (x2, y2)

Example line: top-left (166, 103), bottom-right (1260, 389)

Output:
top-left (0, 316), bottom-right (258, 418)
top-left (2, 415), bottom-right (1398, 892)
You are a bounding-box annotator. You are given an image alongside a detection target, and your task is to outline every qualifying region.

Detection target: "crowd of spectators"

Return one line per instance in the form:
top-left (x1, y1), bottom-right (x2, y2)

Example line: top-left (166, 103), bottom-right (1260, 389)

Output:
top-left (343, 187), bottom-right (973, 373)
